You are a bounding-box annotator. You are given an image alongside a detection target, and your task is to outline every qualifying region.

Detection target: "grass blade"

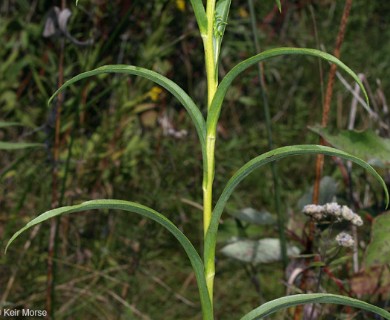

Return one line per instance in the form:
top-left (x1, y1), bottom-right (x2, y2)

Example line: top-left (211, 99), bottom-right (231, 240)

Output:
top-left (240, 293), bottom-right (390, 319)
top-left (5, 199), bottom-right (213, 319)
top-left (207, 47), bottom-right (369, 134)
top-left (204, 145), bottom-right (389, 277)
top-left (0, 142), bottom-right (44, 150)
top-left (0, 121), bottom-right (21, 128)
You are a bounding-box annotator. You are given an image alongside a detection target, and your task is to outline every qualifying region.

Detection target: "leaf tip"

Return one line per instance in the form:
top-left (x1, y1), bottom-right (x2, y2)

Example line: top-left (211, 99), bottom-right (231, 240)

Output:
top-left (276, 0), bottom-right (282, 12)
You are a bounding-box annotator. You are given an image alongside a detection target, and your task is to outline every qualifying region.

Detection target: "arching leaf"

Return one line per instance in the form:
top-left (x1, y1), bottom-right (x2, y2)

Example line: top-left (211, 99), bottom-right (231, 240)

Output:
top-left (207, 48), bottom-right (369, 134)
top-left (5, 199), bottom-right (213, 319)
top-left (240, 293), bottom-right (390, 319)
top-left (204, 145), bottom-right (389, 274)
top-left (48, 65), bottom-right (208, 181)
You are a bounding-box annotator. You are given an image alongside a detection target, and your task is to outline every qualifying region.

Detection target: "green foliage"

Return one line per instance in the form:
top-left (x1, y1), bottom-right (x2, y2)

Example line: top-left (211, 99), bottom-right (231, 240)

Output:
top-left (3, 1), bottom-right (390, 319)
top-left (310, 125), bottom-right (390, 168)
top-left (365, 212), bottom-right (390, 267)
top-left (240, 294), bottom-right (390, 320)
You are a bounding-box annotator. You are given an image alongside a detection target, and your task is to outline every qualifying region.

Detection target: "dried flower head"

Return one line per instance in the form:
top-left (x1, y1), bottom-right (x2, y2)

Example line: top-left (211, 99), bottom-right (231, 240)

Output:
top-left (335, 232), bottom-right (354, 247)
top-left (302, 202), bottom-right (363, 226)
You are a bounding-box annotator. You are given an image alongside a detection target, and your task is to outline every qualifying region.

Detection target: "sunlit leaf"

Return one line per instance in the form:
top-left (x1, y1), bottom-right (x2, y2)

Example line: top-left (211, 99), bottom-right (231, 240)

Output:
top-left (240, 293), bottom-right (390, 319)
top-left (365, 212), bottom-right (390, 267)
top-left (5, 199), bottom-right (213, 319)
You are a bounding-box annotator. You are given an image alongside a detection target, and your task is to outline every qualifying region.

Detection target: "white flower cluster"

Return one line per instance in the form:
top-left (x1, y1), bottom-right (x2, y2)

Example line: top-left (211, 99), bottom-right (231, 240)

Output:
top-left (335, 232), bottom-right (354, 247)
top-left (302, 202), bottom-right (364, 248)
top-left (302, 202), bottom-right (363, 226)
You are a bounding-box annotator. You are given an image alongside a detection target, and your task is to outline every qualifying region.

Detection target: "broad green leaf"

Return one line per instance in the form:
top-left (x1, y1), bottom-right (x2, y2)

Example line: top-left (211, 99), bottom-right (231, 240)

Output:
top-left (298, 176), bottom-right (338, 209)
top-left (240, 293), bottom-right (390, 319)
top-left (189, 0), bottom-right (207, 35)
top-left (5, 199), bottom-right (213, 319)
top-left (365, 212), bottom-right (390, 266)
top-left (48, 65), bottom-right (207, 177)
top-left (204, 145), bottom-right (389, 276)
top-left (230, 207), bottom-right (276, 225)
top-left (0, 142), bottom-right (44, 150)
top-left (0, 121), bottom-right (21, 128)
top-left (309, 125), bottom-right (390, 168)
top-left (207, 48), bottom-right (369, 134)
top-left (214, 0), bottom-right (232, 63)
top-left (221, 238), bottom-right (299, 264)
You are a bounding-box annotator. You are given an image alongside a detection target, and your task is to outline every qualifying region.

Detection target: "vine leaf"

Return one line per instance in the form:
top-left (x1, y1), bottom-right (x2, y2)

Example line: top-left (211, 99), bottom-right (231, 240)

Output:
top-left (5, 199), bottom-right (213, 319)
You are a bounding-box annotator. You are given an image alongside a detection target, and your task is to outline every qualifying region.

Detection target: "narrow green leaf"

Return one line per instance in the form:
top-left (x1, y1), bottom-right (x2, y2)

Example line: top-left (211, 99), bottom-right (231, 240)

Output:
top-left (189, 0), bottom-right (207, 35)
top-left (5, 199), bottom-right (213, 319)
top-left (0, 121), bottom-right (21, 128)
top-left (275, 0), bottom-right (282, 12)
top-left (48, 65), bottom-right (207, 178)
top-left (0, 142), bottom-right (44, 150)
top-left (207, 47), bottom-right (369, 134)
top-left (204, 145), bottom-right (389, 277)
top-left (240, 293), bottom-right (390, 319)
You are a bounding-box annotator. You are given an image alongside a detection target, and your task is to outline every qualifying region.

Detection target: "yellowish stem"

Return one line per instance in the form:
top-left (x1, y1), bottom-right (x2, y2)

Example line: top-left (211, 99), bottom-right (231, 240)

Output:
top-left (203, 0), bottom-right (218, 305)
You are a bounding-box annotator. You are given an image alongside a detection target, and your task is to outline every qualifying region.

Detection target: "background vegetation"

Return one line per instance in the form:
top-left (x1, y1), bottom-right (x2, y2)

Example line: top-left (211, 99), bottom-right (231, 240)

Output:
top-left (1, 0), bottom-right (389, 319)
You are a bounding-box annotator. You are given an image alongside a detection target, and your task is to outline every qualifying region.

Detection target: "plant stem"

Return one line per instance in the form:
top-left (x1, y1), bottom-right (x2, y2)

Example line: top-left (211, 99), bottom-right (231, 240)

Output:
top-left (203, 0), bottom-right (217, 305)
top-left (204, 0), bottom-right (217, 109)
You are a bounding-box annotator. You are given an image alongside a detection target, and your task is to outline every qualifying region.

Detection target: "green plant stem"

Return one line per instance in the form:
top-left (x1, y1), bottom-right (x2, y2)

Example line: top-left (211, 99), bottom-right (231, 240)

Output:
top-left (204, 0), bottom-right (217, 108)
top-left (203, 0), bottom-right (217, 306)
top-left (247, 0), bottom-right (287, 268)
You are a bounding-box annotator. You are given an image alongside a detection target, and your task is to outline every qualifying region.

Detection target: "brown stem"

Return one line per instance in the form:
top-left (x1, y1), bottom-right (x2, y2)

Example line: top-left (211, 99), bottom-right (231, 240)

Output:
top-left (46, 8), bottom-right (66, 316)
top-left (312, 0), bottom-right (353, 205)
top-left (295, 2), bottom-right (353, 319)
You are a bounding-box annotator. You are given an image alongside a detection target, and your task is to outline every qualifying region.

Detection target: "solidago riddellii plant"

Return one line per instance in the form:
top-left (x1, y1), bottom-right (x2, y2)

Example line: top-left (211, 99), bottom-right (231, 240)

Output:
top-left (6, 1), bottom-right (390, 319)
